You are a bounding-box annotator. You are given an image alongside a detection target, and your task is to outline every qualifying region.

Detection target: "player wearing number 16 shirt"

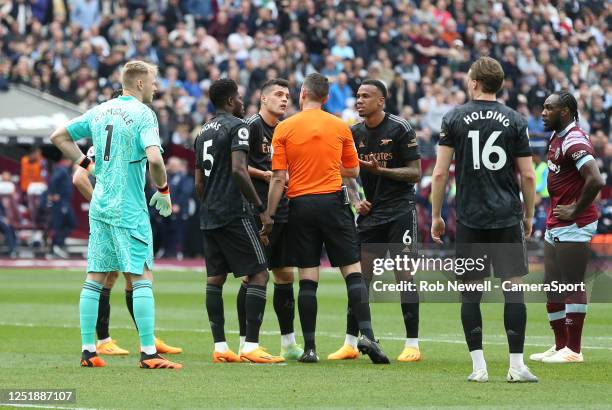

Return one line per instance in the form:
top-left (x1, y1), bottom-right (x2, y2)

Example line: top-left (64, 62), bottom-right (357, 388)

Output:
top-left (430, 57), bottom-right (538, 383)
top-left (194, 79), bottom-right (283, 364)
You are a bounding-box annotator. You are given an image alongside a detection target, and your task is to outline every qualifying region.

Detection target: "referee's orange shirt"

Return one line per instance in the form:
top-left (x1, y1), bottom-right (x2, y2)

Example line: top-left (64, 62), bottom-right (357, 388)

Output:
top-left (271, 108), bottom-right (359, 199)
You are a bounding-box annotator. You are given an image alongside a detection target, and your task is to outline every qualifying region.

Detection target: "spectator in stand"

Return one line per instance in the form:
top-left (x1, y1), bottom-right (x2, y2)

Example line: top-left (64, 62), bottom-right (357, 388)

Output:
top-left (48, 157), bottom-right (74, 258)
top-left (20, 147), bottom-right (47, 196)
top-left (158, 157), bottom-right (193, 260)
top-left (0, 200), bottom-right (16, 257)
top-left (325, 72), bottom-right (352, 116)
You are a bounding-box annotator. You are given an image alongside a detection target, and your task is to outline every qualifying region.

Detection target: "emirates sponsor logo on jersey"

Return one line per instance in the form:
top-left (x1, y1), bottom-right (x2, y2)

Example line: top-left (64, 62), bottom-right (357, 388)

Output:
top-left (547, 160), bottom-right (561, 174)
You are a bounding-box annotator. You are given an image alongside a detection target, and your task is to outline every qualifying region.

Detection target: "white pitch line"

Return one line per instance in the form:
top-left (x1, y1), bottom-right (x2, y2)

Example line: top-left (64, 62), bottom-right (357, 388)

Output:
top-left (2, 321), bottom-right (612, 351)
top-left (0, 403), bottom-right (102, 410)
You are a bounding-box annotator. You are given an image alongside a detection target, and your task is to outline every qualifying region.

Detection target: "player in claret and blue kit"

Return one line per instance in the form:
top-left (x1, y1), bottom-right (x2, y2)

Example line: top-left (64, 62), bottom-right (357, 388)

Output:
top-left (530, 92), bottom-right (604, 364)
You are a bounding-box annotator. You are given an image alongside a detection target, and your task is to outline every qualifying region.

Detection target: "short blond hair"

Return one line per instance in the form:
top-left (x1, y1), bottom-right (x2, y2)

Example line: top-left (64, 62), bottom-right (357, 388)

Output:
top-left (121, 60), bottom-right (158, 89)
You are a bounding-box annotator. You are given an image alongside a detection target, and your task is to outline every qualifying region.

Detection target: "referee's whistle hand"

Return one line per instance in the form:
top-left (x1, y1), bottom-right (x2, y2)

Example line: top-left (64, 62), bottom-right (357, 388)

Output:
top-left (431, 216), bottom-right (446, 244)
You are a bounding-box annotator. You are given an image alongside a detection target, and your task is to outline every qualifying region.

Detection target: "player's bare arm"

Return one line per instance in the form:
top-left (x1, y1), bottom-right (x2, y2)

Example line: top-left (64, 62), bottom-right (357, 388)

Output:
top-left (248, 165), bottom-right (273, 183)
top-left (554, 160), bottom-right (604, 221)
top-left (267, 169), bottom-right (286, 220)
top-left (431, 146), bottom-right (454, 244)
top-left (194, 168), bottom-right (205, 201)
top-left (231, 150), bottom-right (273, 239)
top-left (360, 155), bottom-right (422, 183)
top-left (50, 126), bottom-right (94, 173)
top-left (340, 164), bottom-right (359, 178)
top-left (73, 166), bottom-right (93, 201)
top-left (515, 156), bottom-right (536, 238)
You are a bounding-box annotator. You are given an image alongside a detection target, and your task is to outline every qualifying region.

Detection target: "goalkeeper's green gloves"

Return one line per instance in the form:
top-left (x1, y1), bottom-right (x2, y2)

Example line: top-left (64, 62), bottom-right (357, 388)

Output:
top-left (149, 183), bottom-right (172, 217)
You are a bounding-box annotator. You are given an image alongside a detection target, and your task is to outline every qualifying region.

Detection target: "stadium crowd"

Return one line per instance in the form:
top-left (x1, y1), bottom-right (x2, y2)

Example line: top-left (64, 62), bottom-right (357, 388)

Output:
top-left (0, 0), bottom-right (611, 256)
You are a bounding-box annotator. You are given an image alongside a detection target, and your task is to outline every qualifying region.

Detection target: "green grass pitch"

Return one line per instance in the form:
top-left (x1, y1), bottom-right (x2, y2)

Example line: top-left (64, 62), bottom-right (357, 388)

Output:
top-left (1, 268), bottom-right (611, 409)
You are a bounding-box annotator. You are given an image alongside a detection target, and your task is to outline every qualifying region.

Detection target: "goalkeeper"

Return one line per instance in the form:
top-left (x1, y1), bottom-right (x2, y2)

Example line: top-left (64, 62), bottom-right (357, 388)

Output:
top-left (50, 60), bottom-right (181, 369)
top-left (73, 144), bottom-right (182, 357)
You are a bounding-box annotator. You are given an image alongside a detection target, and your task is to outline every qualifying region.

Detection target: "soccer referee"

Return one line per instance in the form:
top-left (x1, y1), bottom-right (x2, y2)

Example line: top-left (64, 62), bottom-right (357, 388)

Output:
top-left (266, 73), bottom-right (389, 364)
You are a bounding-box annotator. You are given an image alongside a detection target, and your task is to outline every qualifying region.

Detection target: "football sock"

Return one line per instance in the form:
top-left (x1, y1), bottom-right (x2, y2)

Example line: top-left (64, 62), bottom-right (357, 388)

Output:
top-left (510, 353), bottom-right (525, 368)
top-left (470, 349), bottom-right (487, 371)
top-left (298, 280), bottom-right (318, 350)
top-left (242, 342), bottom-right (259, 354)
top-left (245, 284), bottom-right (267, 343)
top-left (214, 341), bottom-right (229, 353)
top-left (239, 336), bottom-right (246, 351)
top-left (461, 290), bottom-right (483, 352)
top-left (236, 282), bottom-right (247, 337)
top-left (96, 287), bottom-right (111, 341)
top-left (546, 302), bottom-right (566, 350)
top-left (80, 279), bottom-right (102, 351)
top-left (345, 303), bottom-right (359, 337)
top-left (125, 289), bottom-right (137, 328)
top-left (133, 280), bottom-right (155, 350)
top-left (206, 284), bottom-right (225, 343)
top-left (274, 283), bottom-right (295, 335)
top-left (405, 338), bottom-right (419, 348)
top-left (345, 273), bottom-right (375, 340)
top-left (400, 296), bottom-right (419, 339)
top-left (281, 333), bottom-right (297, 349)
top-left (345, 334), bottom-right (358, 349)
top-left (566, 299), bottom-right (587, 353)
top-left (503, 290), bottom-right (526, 354)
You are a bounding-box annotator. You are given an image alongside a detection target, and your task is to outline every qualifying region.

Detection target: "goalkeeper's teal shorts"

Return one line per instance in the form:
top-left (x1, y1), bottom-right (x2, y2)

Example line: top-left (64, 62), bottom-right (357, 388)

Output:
top-left (87, 217), bottom-right (154, 275)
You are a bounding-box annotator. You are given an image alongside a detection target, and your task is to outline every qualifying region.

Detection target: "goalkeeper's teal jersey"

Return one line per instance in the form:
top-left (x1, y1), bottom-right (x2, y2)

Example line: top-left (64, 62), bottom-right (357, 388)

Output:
top-left (66, 95), bottom-right (162, 228)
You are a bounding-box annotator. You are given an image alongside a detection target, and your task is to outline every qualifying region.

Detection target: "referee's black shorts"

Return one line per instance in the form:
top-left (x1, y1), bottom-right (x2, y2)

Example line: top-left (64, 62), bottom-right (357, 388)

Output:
top-left (202, 217), bottom-right (268, 278)
top-left (455, 221), bottom-right (528, 281)
top-left (288, 191), bottom-right (360, 268)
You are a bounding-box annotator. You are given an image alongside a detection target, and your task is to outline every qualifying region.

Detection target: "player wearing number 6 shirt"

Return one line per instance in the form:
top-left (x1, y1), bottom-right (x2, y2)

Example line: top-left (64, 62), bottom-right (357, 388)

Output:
top-left (328, 79), bottom-right (422, 363)
top-left (430, 57), bottom-right (537, 383)
top-left (193, 79), bottom-right (283, 364)
top-left (529, 92), bottom-right (604, 365)
top-left (50, 60), bottom-right (181, 369)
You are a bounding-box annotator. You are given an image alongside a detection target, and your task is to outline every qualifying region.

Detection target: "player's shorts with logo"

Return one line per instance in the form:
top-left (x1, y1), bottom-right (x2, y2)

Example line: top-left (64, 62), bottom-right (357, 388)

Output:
top-left (288, 191), bottom-right (360, 268)
top-left (87, 217), bottom-right (154, 274)
top-left (455, 221), bottom-right (528, 280)
top-left (202, 217), bottom-right (267, 277)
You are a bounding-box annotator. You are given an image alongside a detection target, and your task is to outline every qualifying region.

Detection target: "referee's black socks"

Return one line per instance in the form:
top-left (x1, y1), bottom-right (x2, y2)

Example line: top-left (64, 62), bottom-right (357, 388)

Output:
top-left (206, 284), bottom-right (226, 343)
top-left (345, 273), bottom-right (375, 340)
top-left (298, 280), bottom-right (318, 350)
